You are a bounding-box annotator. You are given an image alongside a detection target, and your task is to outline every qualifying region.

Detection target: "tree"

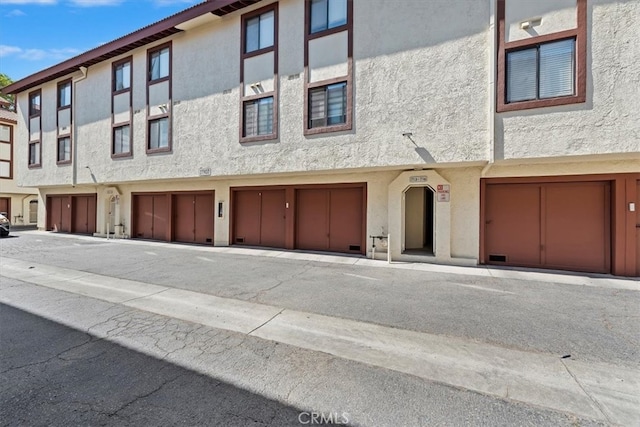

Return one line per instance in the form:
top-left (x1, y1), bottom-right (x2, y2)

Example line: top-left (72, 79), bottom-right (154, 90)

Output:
top-left (0, 74), bottom-right (15, 110)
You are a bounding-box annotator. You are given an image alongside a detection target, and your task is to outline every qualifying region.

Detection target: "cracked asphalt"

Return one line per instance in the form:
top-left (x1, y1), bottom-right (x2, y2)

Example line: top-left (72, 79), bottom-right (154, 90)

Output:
top-left (1, 231), bottom-right (638, 426)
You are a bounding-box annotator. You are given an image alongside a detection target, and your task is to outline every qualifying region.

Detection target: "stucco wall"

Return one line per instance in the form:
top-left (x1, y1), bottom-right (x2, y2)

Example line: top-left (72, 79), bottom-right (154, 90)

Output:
top-left (498, 0), bottom-right (640, 160)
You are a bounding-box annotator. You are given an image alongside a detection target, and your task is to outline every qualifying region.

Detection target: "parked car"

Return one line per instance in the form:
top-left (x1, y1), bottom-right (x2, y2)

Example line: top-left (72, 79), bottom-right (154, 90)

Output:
top-left (0, 213), bottom-right (10, 237)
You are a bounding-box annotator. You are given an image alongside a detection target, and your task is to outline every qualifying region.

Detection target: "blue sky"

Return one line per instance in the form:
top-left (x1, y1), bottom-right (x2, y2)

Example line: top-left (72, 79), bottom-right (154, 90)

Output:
top-left (0, 0), bottom-right (203, 82)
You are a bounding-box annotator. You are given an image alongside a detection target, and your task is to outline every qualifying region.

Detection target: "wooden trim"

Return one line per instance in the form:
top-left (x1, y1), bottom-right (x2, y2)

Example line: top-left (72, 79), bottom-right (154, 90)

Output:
top-left (146, 41), bottom-right (172, 155)
top-left (0, 123), bottom-right (13, 179)
top-left (304, 0), bottom-right (353, 136)
top-left (496, 0), bottom-right (587, 113)
top-left (239, 2), bottom-right (278, 144)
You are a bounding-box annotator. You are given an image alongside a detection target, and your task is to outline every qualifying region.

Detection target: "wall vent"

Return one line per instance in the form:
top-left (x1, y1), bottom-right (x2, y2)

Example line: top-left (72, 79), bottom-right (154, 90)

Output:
top-left (349, 245), bottom-right (361, 251)
top-left (489, 254), bottom-right (507, 262)
top-left (236, 237), bottom-right (245, 243)
top-left (206, 238), bottom-right (212, 243)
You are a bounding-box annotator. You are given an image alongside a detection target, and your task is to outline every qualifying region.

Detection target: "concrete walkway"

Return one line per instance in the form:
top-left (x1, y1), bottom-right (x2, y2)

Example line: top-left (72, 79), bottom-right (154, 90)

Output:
top-left (2, 257), bottom-right (638, 425)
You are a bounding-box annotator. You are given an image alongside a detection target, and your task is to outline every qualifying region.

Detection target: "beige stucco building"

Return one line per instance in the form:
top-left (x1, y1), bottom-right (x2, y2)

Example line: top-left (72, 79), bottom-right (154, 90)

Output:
top-left (3, 0), bottom-right (639, 276)
top-left (0, 102), bottom-right (38, 226)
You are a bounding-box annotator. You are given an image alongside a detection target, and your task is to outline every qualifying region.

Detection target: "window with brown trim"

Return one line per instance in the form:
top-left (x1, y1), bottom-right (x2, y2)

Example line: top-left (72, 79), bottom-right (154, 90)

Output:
top-left (244, 9), bottom-right (275, 54)
top-left (57, 136), bottom-right (71, 164)
top-left (308, 82), bottom-right (347, 129)
top-left (28, 141), bottom-right (40, 167)
top-left (113, 125), bottom-right (131, 156)
top-left (0, 124), bottom-right (12, 179)
top-left (113, 59), bottom-right (131, 92)
top-left (240, 4), bottom-right (278, 143)
top-left (29, 91), bottom-right (41, 117)
top-left (57, 80), bottom-right (71, 109)
top-left (497, 0), bottom-right (586, 112)
top-left (148, 117), bottom-right (169, 151)
top-left (310, 0), bottom-right (347, 35)
top-left (149, 46), bottom-right (170, 82)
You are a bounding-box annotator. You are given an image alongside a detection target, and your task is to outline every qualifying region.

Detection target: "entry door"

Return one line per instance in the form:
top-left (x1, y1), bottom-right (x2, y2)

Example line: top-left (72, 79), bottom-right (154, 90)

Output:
top-left (134, 194), bottom-right (168, 241)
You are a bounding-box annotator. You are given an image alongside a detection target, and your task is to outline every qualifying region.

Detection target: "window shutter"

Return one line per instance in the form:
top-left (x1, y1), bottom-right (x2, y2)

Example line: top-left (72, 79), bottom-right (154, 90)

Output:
top-left (539, 39), bottom-right (575, 99)
top-left (309, 87), bottom-right (327, 128)
top-left (506, 48), bottom-right (537, 103)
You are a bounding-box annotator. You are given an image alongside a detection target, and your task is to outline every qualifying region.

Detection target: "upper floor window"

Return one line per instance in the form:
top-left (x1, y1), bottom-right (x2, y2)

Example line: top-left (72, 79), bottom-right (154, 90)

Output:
top-left (506, 38), bottom-right (575, 103)
top-left (243, 97), bottom-right (274, 137)
top-left (309, 82), bottom-right (347, 129)
top-left (148, 117), bottom-right (169, 150)
top-left (149, 46), bottom-right (170, 81)
top-left (57, 136), bottom-right (71, 163)
top-left (245, 10), bottom-right (274, 53)
top-left (113, 60), bottom-right (131, 91)
top-left (28, 142), bottom-right (40, 167)
top-left (29, 91), bottom-right (41, 117)
top-left (310, 0), bottom-right (347, 34)
top-left (113, 125), bottom-right (131, 156)
top-left (57, 81), bottom-right (71, 108)
top-left (0, 124), bottom-right (11, 179)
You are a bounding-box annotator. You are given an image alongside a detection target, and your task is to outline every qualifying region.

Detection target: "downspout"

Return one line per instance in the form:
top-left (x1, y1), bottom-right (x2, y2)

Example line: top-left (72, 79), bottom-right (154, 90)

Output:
top-left (72, 66), bottom-right (88, 187)
top-left (481, 1), bottom-right (497, 177)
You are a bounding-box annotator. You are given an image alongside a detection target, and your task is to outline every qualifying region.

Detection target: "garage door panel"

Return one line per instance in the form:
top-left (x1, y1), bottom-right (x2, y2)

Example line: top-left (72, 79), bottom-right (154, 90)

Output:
top-left (329, 188), bottom-right (363, 253)
top-left (173, 194), bottom-right (195, 243)
top-left (485, 184), bottom-right (541, 265)
top-left (134, 195), bottom-right (154, 239)
top-left (260, 190), bottom-right (286, 248)
top-left (0, 198), bottom-right (9, 220)
top-left (72, 196), bottom-right (88, 234)
top-left (234, 191), bottom-right (261, 245)
top-left (152, 195), bottom-right (168, 241)
top-left (545, 182), bottom-right (609, 272)
top-left (194, 194), bottom-right (214, 244)
top-left (296, 189), bottom-right (329, 251)
top-left (48, 196), bottom-right (71, 233)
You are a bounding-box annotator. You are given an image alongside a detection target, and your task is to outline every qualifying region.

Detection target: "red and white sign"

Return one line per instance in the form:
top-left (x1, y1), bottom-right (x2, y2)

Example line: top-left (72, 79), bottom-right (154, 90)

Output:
top-left (436, 184), bottom-right (450, 202)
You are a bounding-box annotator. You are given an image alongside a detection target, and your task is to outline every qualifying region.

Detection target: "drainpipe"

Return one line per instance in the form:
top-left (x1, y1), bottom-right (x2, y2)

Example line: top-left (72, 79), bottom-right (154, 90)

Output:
top-left (72, 66), bottom-right (88, 187)
top-left (481, 1), bottom-right (497, 178)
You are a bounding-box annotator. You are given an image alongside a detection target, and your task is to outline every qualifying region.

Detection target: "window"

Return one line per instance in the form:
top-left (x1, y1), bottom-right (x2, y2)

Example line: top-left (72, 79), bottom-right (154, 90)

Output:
top-left (243, 97), bottom-right (274, 137)
top-left (114, 60), bottom-right (131, 91)
top-left (310, 0), bottom-right (347, 34)
top-left (28, 142), bottom-right (40, 166)
top-left (496, 0), bottom-right (586, 112)
top-left (245, 10), bottom-right (274, 53)
top-left (57, 136), bottom-right (71, 163)
top-left (58, 81), bottom-right (71, 108)
top-left (148, 117), bottom-right (169, 150)
top-left (309, 82), bottom-right (347, 128)
top-left (149, 46), bottom-right (170, 81)
top-left (113, 125), bottom-right (131, 155)
top-left (29, 91), bottom-right (41, 117)
top-left (506, 38), bottom-right (575, 103)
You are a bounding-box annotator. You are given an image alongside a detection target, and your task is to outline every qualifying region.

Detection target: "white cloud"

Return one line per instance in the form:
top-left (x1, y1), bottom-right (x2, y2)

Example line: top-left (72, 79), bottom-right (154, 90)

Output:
top-left (0, 0), bottom-right (56, 5)
top-left (5, 8), bottom-right (27, 16)
top-left (0, 45), bottom-right (22, 57)
top-left (153, 0), bottom-right (198, 6)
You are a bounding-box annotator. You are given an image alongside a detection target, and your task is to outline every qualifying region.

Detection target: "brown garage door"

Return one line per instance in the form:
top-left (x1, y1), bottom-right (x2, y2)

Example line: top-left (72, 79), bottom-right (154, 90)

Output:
top-left (296, 187), bottom-right (364, 254)
top-left (233, 189), bottom-right (285, 248)
top-left (0, 197), bottom-right (10, 220)
top-left (71, 195), bottom-right (96, 235)
top-left (47, 195), bottom-right (71, 232)
top-left (173, 192), bottom-right (214, 244)
top-left (133, 194), bottom-right (168, 241)
top-left (484, 181), bottom-right (611, 273)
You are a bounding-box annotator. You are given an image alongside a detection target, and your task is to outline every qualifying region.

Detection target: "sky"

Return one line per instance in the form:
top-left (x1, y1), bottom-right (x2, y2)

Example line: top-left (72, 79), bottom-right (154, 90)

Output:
top-left (0, 0), bottom-right (204, 82)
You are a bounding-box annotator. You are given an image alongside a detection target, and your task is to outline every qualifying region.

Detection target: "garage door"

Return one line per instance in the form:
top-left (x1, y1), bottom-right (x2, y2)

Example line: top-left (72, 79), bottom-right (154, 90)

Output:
top-left (484, 181), bottom-right (611, 273)
top-left (0, 197), bottom-right (9, 219)
top-left (47, 195), bottom-right (71, 232)
top-left (133, 194), bottom-right (168, 241)
top-left (233, 189), bottom-right (285, 248)
top-left (71, 195), bottom-right (96, 235)
top-left (296, 187), bottom-right (364, 254)
top-left (173, 192), bottom-right (214, 244)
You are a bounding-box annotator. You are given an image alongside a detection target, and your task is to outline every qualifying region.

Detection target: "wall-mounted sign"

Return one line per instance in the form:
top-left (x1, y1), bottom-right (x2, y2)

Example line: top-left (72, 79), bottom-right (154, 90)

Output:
top-left (437, 184), bottom-right (450, 202)
top-left (410, 176), bottom-right (428, 183)
top-left (199, 167), bottom-right (211, 176)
